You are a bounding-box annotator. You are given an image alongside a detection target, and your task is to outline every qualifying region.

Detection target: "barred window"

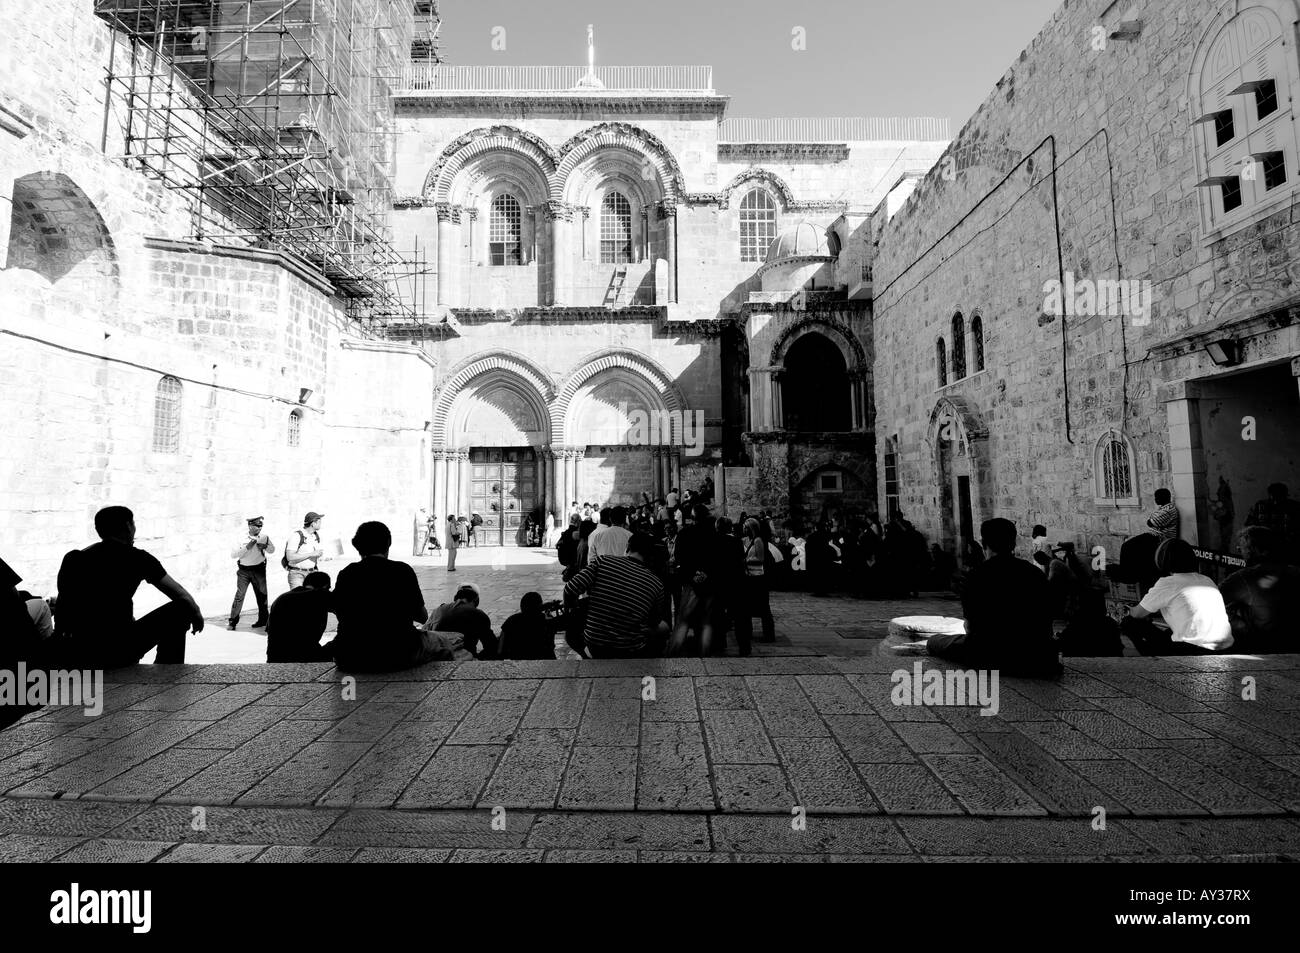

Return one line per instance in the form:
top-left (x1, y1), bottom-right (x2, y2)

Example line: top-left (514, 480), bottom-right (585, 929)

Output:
top-left (288, 409), bottom-right (302, 448)
top-left (971, 315), bottom-right (985, 372)
top-left (489, 193), bottom-right (522, 266)
top-left (1095, 430), bottom-right (1138, 506)
top-left (739, 189), bottom-right (778, 263)
top-left (936, 338), bottom-right (948, 388)
top-left (951, 313), bottom-right (967, 380)
top-left (152, 375), bottom-right (182, 453)
top-left (600, 191), bottom-right (633, 264)
top-left (884, 437), bottom-right (900, 521)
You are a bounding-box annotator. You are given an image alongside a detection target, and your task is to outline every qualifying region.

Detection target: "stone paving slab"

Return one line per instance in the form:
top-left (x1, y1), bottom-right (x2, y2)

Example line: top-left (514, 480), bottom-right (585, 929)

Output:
top-left (0, 648), bottom-right (1298, 860)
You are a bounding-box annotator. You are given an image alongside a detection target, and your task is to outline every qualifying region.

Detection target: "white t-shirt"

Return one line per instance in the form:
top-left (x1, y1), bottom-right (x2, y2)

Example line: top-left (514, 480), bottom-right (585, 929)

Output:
top-left (1139, 572), bottom-right (1233, 651)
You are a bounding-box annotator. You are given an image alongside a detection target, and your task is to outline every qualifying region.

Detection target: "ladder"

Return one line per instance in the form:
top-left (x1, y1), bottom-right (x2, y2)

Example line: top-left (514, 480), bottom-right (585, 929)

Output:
top-left (604, 264), bottom-right (627, 307)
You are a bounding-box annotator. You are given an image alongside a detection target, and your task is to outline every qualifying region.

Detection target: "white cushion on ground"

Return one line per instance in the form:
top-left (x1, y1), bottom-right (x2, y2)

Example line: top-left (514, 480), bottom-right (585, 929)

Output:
top-left (888, 616), bottom-right (966, 640)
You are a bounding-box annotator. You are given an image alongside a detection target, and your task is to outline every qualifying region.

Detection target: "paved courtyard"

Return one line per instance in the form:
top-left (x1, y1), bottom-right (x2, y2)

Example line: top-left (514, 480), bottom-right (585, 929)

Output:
top-left (203, 547), bottom-right (962, 663)
top-left (2, 645), bottom-right (1299, 861)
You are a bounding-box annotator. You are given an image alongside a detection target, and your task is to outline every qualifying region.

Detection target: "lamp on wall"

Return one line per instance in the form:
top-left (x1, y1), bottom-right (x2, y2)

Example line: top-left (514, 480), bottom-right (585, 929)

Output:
top-left (298, 387), bottom-right (314, 404)
top-left (1204, 339), bottom-right (1243, 367)
top-left (1109, 6), bottom-right (1143, 40)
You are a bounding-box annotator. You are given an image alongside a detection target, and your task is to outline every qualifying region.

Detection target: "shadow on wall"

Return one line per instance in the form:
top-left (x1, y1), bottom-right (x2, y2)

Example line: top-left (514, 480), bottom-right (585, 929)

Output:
top-left (4, 171), bottom-right (120, 305)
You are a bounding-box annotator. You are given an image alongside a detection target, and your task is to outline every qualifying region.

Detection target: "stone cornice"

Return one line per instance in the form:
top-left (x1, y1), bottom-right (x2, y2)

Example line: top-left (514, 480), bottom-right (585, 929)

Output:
top-left (380, 320), bottom-right (462, 342)
top-left (516, 305), bottom-right (667, 322)
top-left (395, 94), bottom-right (729, 118)
top-left (1149, 297), bottom-right (1299, 361)
top-left (661, 317), bottom-right (734, 338)
top-left (744, 430), bottom-right (873, 445)
top-left (718, 142), bottom-right (851, 161)
top-left (0, 101), bottom-right (33, 139)
top-left (142, 236), bottom-right (336, 296)
top-left (393, 195), bottom-right (428, 209)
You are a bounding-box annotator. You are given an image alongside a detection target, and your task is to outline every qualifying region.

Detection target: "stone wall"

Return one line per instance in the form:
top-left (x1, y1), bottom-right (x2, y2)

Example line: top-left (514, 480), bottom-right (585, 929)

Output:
top-left (872, 0), bottom-right (1300, 560)
top-left (0, 0), bottom-right (433, 612)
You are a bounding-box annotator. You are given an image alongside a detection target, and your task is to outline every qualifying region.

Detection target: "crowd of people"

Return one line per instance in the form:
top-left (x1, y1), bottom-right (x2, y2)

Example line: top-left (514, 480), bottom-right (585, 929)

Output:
top-left (1, 479), bottom-right (1296, 690)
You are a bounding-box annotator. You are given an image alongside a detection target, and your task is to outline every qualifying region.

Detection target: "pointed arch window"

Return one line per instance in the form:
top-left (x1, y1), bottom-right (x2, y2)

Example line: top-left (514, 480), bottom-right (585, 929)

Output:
top-left (951, 313), bottom-right (967, 379)
top-left (1094, 430), bottom-right (1138, 506)
top-left (489, 193), bottom-right (522, 266)
top-left (936, 338), bottom-right (948, 388)
top-left (739, 188), bottom-right (778, 263)
top-left (288, 409), bottom-right (303, 448)
top-left (152, 376), bottom-right (182, 453)
top-left (600, 191), bottom-right (633, 264)
top-left (971, 315), bottom-right (985, 372)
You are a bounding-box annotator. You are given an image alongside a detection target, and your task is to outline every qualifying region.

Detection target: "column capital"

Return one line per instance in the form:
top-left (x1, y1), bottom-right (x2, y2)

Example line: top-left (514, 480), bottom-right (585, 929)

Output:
top-left (435, 202), bottom-right (463, 224)
top-left (1291, 356), bottom-right (1300, 378)
top-left (656, 201), bottom-right (679, 220)
top-left (542, 200), bottom-right (576, 222)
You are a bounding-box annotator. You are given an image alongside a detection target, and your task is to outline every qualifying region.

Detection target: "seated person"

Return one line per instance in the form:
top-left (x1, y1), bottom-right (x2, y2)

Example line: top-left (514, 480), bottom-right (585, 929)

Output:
top-left (426, 584), bottom-right (497, 659)
top-left (563, 532), bottom-right (670, 658)
top-left (266, 571), bottom-right (335, 662)
top-left (1125, 539), bottom-right (1233, 655)
top-left (927, 517), bottom-right (1060, 677)
top-left (331, 521), bottom-right (451, 672)
top-left (1, 556), bottom-right (45, 727)
top-left (497, 592), bottom-right (556, 660)
top-left (1219, 527), bottom-right (1300, 654)
top-left (55, 506), bottom-right (205, 668)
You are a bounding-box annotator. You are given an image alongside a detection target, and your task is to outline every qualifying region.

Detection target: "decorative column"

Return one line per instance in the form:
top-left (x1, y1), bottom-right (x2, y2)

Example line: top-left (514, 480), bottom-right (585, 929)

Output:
top-left (435, 202), bottom-right (461, 307)
top-left (432, 448), bottom-right (450, 521)
top-left (669, 450), bottom-right (681, 494)
top-left (570, 446), bottom-right (586, 504)
top-left (771, 368), bottom-right (785, 430)
top-left (650, 446), bottom-right (663, 498)
top-left (1292, 356), bottom-right (1300, 401)
top-left (748, 366), bottom-right (782, 432)
top-left (546, 201), bottom-right (574, 306)
top-left (658, 202), bottom-right (678, 303)
top-left (465, 207), bottom-right (478, 265)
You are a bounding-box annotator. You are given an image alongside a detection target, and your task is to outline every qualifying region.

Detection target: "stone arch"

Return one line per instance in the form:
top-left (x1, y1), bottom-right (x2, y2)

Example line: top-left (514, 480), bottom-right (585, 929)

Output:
top-left (721, 168), bottom-right (796, 210)
top-left (926, 395), bottom-right (988, 449)
top-left (553, 349), bottom-right (685, 444)
top-left (790, 451), bottom-right (873, 490)
top-left (926, 395), bottom-right (992, 555)
top-left (5, 172), bottom-right (119, 291)
top-left (1186, 0), bottom-right (1299, 102)
top-left (431, 350), bottom-right (554, 445)
top-left (425, 125), bottom-right (559, 203)
top-left (769, 316), bottom-right (867, 371)
top-left (553, 123), bottom-right (685, 203)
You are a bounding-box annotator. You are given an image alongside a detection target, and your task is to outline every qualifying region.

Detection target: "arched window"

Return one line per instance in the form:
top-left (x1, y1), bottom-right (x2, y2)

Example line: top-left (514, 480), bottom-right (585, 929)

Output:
top-left (1094, 430), bottom-right (1138, 506)
top-left (288, 409), bottom-right (303, 448)
top-left (488, 193), bottom-right (522, 266)
top-left (600, 191), bottom-right (633, 264)
top-left (936, 338), bottom-right (948, 388)
top-left (782, 333), bottom-right (851, 432)
top-left (739, 188), bottom-right (778, 263)
top-left (152, 376), bottom-right (182, 453)
top-left (951, 313), bottom-right (967, 380)
top-left (971, 315), bottom-right (985, 372)
top-left (1191, 4), bottom-right (1297, 231)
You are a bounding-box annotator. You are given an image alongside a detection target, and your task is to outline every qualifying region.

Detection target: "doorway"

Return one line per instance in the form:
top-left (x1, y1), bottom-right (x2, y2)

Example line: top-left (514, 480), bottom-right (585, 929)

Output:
top-left (469, 447), bottom-right (538, 546)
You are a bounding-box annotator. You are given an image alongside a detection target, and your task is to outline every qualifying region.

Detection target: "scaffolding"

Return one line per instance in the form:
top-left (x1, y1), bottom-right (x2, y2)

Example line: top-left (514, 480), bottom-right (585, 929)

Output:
top-left (93, 1), bottom-right (437, 325)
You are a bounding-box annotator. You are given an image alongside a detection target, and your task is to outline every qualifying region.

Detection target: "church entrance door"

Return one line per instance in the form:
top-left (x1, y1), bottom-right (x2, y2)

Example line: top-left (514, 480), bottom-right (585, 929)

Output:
top-left (470, 447), bottom-right (538, 546)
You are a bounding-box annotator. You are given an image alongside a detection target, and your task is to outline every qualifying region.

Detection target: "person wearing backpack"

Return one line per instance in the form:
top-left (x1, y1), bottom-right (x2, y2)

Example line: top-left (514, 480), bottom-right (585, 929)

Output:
top-left (284, 512), bottom-right (325, 590)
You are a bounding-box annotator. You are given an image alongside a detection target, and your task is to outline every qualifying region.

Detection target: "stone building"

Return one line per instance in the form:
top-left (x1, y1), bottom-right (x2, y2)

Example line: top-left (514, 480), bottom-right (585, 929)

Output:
top-left (388, 66), bottom-right (946, 539)
top-left (872, 0), bottom-right (1300, 563)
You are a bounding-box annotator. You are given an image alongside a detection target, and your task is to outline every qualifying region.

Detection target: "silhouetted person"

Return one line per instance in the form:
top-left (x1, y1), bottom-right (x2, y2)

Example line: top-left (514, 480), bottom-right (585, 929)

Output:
top-left (565, 532), bottom-right (669, 658)
top-left (668, 504), bottom-right (722, 654)
top-left (229, 516), bottom-right (274, 630)
top-left (331, 521), bottom-right (449, 671)
top-left (427, 584), bottom-right (497, 659)
top-left (55, 505), bottom-right (204, 667)
top-left (266, 570), bottom-right (334, 662)
top-left (1245, 483), bottom-right (1300, 558)
top-left (927, 517), bottom-right (1059, 677)
top-left (736, 518), bottom-right (775, 649)
top-left (498, 591), bottom-right (555, 660)
top-left (1, 556), bottom-right (45, 727)
top-left (1219, 527), bottom-right (1300, 654)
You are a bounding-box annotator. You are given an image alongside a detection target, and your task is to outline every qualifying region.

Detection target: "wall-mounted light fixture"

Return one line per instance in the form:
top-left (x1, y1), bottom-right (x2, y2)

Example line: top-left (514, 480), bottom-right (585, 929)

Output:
top-left (298, 387), bottom-right (313, 404)
top-left (1204, 339), bottom-right (1243, 367)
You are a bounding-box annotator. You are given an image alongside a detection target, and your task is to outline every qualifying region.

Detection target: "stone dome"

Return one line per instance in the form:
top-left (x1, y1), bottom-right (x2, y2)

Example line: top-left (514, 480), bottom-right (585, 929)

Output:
top-left (764, 221), bottom-right (832, 263)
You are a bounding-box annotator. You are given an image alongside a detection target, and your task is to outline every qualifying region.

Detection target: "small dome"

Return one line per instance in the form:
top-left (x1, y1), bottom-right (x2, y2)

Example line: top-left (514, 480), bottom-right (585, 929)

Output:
top-left (764, 222), bottom-right (831, 263)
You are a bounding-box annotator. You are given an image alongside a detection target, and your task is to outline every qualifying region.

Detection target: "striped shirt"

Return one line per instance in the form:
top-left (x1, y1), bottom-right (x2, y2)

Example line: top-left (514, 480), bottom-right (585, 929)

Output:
top-left (563, 555), bottom-right (667, 654)
top-left (1147, 502), bottom-right (1179, 540)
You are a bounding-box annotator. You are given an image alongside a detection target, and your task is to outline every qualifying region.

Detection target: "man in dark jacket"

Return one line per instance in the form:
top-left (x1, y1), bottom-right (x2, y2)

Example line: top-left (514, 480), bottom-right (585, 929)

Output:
top-left (927, 518), bottom-right (1060, 677)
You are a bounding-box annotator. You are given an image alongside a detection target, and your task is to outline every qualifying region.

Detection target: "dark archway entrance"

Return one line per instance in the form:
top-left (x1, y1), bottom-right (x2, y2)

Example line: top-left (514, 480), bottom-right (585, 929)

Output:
top-left (782, 333), bottom-right (850, 432)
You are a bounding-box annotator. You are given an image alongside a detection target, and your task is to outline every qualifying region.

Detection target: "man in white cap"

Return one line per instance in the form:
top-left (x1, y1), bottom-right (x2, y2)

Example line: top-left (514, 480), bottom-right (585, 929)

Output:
top-left (230, 516), bottom-right (274, 630)
top-left (285, 511), bottom-right (326, 590)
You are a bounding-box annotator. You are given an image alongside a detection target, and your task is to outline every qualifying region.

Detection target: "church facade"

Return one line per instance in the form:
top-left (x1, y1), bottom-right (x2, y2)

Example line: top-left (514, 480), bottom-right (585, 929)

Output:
top-left (387, 70), bottom-right (946, 541)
